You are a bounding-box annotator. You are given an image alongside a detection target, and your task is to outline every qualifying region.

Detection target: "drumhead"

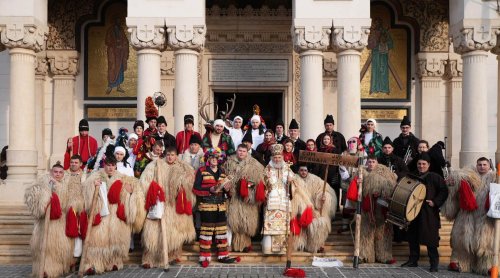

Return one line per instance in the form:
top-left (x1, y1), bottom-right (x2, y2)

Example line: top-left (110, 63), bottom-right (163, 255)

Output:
top-left (405, 183), bottom-right (426, 222)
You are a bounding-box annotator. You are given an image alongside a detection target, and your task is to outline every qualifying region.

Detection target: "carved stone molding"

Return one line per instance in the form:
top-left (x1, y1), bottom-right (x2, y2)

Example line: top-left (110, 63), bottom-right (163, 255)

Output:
top-left (0, 23), bottom-right (47, 52)
top-left (443, 53), bottom-right (463, 80)
top-left (128, 24), bottom-right (166, 50)
top-left (323, 57), bottom-right (337, 77)
top-left (206, 43), bottom-right (292, 54)
top-left (452, 25), bottom-right (500, 54)
top-left (207, 31), bottom-right (291, 43)
top-left (35, 54), bottom-right (49, 76)
top-left (161, 51), bottom-right (175, 75)
top-left (166, 25), bottom-right (206, 52)
top-left (331, 25), bottom-right (370, 52)
top-left (293, 25), bottom-right (331, 52)
top-left (46, 50), bottom-right (79, 76)
top-left (207, 5), bottom-right (291, 18)
top-left (293, 52), bottom-right (301, 119)
top-left (416, 53), bottom-right (447, 78)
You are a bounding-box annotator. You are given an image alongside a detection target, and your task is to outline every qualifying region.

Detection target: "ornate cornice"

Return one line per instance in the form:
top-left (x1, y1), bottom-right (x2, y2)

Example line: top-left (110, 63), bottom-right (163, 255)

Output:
top-left (206, 5), bottom-right (291, 18)
top-left (161, 51), bottom-right (175, 75)
top-left (35, 54), bottom-right (48, 76)
top-left (292, 25), bottom-right (330, 52)
top-left (452, 25), bottom-right (500, 54)
top-left (166, 25), bottom-right (206, 52)
top-left (128, 24), bottom-right (165, 50)
top-left (46, 50), bottom-right (79, 76)
top-left (206, 42), bottom-right (292, 54)
top-left (331, 25), bottom-right (370, 52)
top-left (416, 53), bottom-right (447, 78)
top-left (443, 53), bottom-right (462, 80)
top-left (0, 23), bottom-right (47, 52)
top-left (323, 57), bottom-right (337, 77)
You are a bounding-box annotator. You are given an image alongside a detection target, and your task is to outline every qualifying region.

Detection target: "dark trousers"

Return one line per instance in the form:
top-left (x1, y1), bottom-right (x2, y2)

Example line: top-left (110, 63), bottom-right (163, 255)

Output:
top-left (408, 235), bottom-right (439, 267)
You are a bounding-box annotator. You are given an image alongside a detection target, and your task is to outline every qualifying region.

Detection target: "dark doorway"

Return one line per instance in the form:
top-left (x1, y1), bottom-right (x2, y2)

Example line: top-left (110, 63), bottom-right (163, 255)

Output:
top-left (214, 92), bottom-right (283, 130)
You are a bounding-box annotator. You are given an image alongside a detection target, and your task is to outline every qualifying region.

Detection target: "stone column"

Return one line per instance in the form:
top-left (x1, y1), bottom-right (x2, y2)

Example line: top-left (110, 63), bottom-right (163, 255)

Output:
top-left (416, 53), bottom-right (447, 145)
top-left (292, 24), bottom-right (330, 140)
top-left (127, 21), bottom-right (165, 121)
top-left (443, 53), bottom-right (463, 167)
top-left (0, 23), bottom-right (46, 181)
top-left (46, 50), bottom-right (79, 166)
top-left (453, 25), bottom-right (497, 167)
top-left (332, 20), bottom-right (371, 139)
top-left (497, 55), bottom-right (500, 165)
top-left (35, 54), bottom-right (48, 173)
top-left (160, 51), bottom-right (176, 134)
top-left (166, 24), bottom-right (205, 133)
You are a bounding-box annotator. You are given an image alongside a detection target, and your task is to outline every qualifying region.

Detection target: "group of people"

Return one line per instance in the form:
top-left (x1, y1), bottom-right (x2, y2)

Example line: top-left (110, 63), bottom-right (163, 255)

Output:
top-left (24, 99), bottom-right (499, 277)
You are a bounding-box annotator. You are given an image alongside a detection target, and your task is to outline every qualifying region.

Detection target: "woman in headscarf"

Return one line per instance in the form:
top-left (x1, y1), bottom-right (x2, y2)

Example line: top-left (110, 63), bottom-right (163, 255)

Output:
top-left (359, 118), bottom-right (383, 158)
top-left (255, 130), bottom-right (276, 166)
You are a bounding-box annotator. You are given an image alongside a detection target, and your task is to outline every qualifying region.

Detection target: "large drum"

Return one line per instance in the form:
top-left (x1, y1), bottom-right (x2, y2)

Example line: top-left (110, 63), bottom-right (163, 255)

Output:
top-left (386, 177), bottom-right (426, 229)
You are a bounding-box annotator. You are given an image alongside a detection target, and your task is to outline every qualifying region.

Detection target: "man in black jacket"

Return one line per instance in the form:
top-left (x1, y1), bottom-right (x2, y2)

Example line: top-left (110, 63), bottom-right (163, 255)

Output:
top-left (315, 115), bottom-right (347, 154)
top-left (401, 153), bottom-right (448, 272)
top-left (153, 116), bottom-right (176, 153)
top-left (393, 116), bottom-right (419, 164)
top-left (378, 137), bottom-right (408, 181)
top-left (288, 119), bottom-right (306, 161)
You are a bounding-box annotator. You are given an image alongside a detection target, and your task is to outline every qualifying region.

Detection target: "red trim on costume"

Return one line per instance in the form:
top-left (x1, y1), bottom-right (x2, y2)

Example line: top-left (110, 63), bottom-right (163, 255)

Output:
top-left (239, 178), bottom-right (249, 199)
top-left (255, 180), bottom-right (266, 202)
top-left (346, 177), bottom-right (358, 202)
top-left (361, 195), bottom-right (372, 212)
top-left (80, 211), bottom-right (88, 240)
top-left (92, 213), bottom-right (101, 226)
top-left (65, 207), bottom-right (79, 238)
top-left (107, 180), bottom-right (123, 204)
top-left (299, 206), bottom-right (313, 227)
top-left (50, 192), bottom-right (62, 220)
top-left (176, 187), bottom-right (187, 214)
top-left (290, 217), bottom-right (301, 235)
top-left (145, 181), bottom-right (166, 211)
top-left (193, 188), bottom-right (211, 196)
top-left (459, 180), bottom-right (478, 211)
top-left (117, 203), bottom-right (127, 222)
top-left (184, 196), bottom-right (193, 216)
top-left (485, 190), bottom-right (490, 211)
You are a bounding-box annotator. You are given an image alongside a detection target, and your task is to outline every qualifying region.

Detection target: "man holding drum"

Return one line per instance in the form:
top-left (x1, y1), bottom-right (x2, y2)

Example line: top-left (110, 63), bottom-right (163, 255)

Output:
top-left (401, 153), bottom-right (448, 272)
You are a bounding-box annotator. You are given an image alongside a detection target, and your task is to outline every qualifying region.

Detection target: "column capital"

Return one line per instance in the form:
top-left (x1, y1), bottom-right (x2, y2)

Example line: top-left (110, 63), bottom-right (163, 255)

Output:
top-left (452, 23), bottom-right (500, 54)
top-left (0, 23), bottom-right (47, 52)
top-left (46, 50), bottom-right (79, 76)
top-left (127, 21), bottom-right (166, 50)
top-left (35, 53), bottom-right (48, 76)
top-left (331, 19), bottom-right (371, 52)
top-left (443, 52), bottom-right (463, 80)
top-left (292, 25), bottom-right (331, 53)
top-left (416, 52), bottom-right (448, 79)
top-left (166, 24), bottom-right (206, 52)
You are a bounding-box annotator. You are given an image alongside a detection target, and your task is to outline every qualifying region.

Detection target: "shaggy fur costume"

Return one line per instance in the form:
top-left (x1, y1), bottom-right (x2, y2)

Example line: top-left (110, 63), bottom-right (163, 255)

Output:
top-left (81, 170), bottom-right (145, 274)
top-left (223, 155), bottom-right (265, 251)
top-left (25, 174), bottom-right (76, 278)
top-left (441, 167), bottom-right (481, 273)
top-left (297, 173), bottom-right (337, 252)
top-left (140, 159), bottom-right (196, 267)
top-left (359, 165), bottom-right (397, 263)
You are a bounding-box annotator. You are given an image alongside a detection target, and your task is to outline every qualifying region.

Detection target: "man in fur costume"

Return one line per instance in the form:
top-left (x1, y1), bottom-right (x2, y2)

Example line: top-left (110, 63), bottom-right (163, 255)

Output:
top-left (139, 147), bottom-right (196, 268)
top-left (81, 156), bottom-right (145, 275)
top-left (296, 165), bottom-right (337, 253)
top-left (24, 162), bottom-right (85, 277)
top-left (180, 133), bottom-right (205, 171)
top-left (223, 144), bottom-right (266, 252)
top-left (262, 144), bottom-right (314, 254)
top-left (346, 155), bottom-right (397, 264)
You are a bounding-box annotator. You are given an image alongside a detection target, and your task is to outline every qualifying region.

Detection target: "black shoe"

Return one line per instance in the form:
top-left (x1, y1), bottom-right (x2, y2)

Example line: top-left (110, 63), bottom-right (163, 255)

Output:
top-left (401, 261), bottom-right (418, 267)
top-left (429, 267), bottom-right (438, 272)
top-left (218, 257), bottom-right (236, 264)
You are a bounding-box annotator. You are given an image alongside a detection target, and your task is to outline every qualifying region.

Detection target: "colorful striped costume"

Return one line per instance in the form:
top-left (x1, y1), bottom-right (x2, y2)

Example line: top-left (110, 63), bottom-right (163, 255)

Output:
top-left (192, 166), bottom-right (230, 262)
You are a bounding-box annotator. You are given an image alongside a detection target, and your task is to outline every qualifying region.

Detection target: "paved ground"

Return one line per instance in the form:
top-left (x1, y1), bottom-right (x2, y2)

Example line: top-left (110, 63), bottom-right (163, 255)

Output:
top-left (0, 264), bottom-right (487, 278)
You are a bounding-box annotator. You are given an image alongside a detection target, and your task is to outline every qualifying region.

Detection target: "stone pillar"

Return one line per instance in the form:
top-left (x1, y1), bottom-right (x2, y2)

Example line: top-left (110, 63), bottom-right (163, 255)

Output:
top-left (493, 46), bottom-right (500, 165)
top-left (443, 53), bottom-right (463, 168)
top-left (46, 50), bottom-right (79, 166)
top-left (292, 24), bottom-right (330, 140)
top-left (332, 20), bottom-right (371, 139)
top-left (166, 24), bottom-right (205, 133)
top-left (127, 21), bottom-right (165, 121)
top-left (416, 53), bottom-right (447, 145)
top-left (452, 25), bottom-right (497, 167)
top-left (0, 23), bottom-right (46, 181)
top-left (35, 54), bottom-right (48, 173)
top-left (160, 51), bottom-right (175, 134)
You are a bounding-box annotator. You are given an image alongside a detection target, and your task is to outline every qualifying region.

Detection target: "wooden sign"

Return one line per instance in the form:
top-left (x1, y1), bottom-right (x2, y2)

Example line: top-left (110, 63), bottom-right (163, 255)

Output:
top-left (298, 150), bottom-right (360, 168)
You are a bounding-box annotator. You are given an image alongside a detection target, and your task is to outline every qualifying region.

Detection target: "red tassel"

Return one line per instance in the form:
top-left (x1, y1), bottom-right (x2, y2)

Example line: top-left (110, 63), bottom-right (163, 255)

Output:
top-left (65, 207), bottom-right (79, 238)
top-left (299, 206), bottom-right (314, 227)
top-left (145, 181), bottom-right (166, 211)
top-left (459, 180), bottom-right (478, 211)
top-left (117, 203), bottom-right (126, 222)
top-left (240, 178), bottom-right (249, 199)
top-left (79, 211), bottom-right (88, 240)
top-left (176, 187), bottom-right (187, 214)
top-left (201, 261), bottom-right (209, 268)
top-left (50, 192), bottom-right (62, 220)
top-left (283, 268), bottom-right (306, 278)
top-left (361, 195), bottom-right (372, 212)
top-left (346, 177), bottom-right (358, 202)
top-left (92, 213), bottom-right (101, 226)
top-left (486, 190), bottom-right (491, 211)
top-left (255, 181), bottom-right (266, 202)
top-left (107, 180), bottom-right (123, 204)
top-left (290, 217), bottom-right (301, 235)
top-left (235, 256), bottom-right (241, 263)
top-left (184, 197), bottom-right (193, 216)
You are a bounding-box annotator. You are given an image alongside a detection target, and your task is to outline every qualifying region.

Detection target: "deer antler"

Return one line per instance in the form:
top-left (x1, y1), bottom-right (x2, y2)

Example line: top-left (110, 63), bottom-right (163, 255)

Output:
top-left (221, 94), bottom-right (237, 121)
top-left (198, 97), bottom-right (213, 123)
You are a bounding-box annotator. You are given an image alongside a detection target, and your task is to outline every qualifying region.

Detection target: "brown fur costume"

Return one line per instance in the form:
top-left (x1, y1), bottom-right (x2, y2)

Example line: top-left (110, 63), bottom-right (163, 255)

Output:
top-left (223, 155), bottom-right (265, 251)
top-left (441, 167), bottom-right (481, 272)
top-left (297, 172), bottom-right (337, 252)
top-left (81, 170), bottom-right (145, 274)
top-left (25, 174), bottom-right (76, 278)
top-left (140, 159), bottom-right (196, 267)
top-left (359, 164), bottom-right (397, 263)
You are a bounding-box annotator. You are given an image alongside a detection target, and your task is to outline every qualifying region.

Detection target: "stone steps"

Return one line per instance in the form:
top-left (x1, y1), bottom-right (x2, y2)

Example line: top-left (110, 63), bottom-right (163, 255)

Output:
top-left (0, 205), bottom-right (454, 265)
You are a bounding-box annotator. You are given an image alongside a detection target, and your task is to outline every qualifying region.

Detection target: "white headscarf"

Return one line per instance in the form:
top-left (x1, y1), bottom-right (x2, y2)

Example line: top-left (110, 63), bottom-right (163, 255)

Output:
top-left (366, 118), bottom-right (377, 127)
top-left (114, 146), bottom-right (126, 155)
top-left (214, 119), bottom-right (225, 127)
top-left (250, 115), bottom-right (261, 123)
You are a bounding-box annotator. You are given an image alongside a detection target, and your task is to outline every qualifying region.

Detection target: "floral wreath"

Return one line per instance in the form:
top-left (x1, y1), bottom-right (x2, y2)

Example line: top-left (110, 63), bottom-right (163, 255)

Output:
top-left (202, 147), bottom-right (226, 166)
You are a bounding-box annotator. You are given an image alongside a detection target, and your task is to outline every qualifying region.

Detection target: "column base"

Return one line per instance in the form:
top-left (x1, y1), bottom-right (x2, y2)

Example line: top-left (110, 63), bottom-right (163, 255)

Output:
top-left (459, 151), bottom-right (489, 168)
top-left (6, 149), bottom-right (37, 181)
top-left (0, 179), bottom-right (32, 205)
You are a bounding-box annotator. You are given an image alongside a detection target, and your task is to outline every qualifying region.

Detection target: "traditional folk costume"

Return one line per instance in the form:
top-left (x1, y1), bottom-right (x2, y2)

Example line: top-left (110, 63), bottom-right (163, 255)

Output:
top-left (192, 148), bottom-right (237, 266)
top-left (297, 172), bottom-right (337, 253)
top-left (139, 158), bottom-right (196, 267)
top-left (359, 119), bottom-right (384, 158)
top-left (223, 153), bottom-right (266, 252)
top-left (347, 164), bottom-right (397, 263)
top-left (176, 115), bottom-right (201, 154)
top-left (262, 144), bottom-right (314, 254)
top-left (202, 119), bottom-right (236, 156)
top-left (64, 119), bottom-right (98, 170)
top-left (24, 172), bottom-right (85, 277)
top-left (81, 169), bottom-right (145, 274)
